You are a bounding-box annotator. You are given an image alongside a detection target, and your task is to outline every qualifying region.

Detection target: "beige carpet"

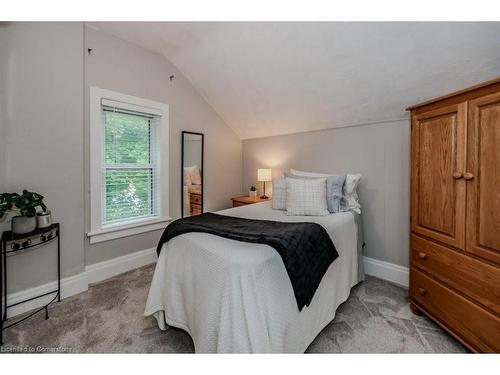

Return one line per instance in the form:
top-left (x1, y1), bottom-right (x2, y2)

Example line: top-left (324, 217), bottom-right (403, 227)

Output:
top-left (1, 264), bottom-right (466, 353)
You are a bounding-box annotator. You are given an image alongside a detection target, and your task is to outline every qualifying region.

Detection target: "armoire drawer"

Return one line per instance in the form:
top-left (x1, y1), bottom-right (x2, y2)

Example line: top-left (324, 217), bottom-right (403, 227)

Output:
top-left (410, 268), bottom-right (500, 352)
top-left (411, 234), bottom-right (500, 315)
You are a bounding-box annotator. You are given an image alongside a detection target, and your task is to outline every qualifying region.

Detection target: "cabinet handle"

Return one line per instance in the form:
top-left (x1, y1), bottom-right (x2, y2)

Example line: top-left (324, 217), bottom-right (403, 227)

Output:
top-left (418, 288), bottom-right (427, 296)
top-left (463, 172), bottom-right (474, 180)
top-left (452, 172), bottom-right (463, 179)
top-left (418, 252), bottom-right (427, 260)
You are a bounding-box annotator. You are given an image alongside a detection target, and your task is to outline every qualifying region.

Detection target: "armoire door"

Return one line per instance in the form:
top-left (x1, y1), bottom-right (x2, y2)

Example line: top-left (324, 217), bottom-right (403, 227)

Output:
top-left (466, 92), bottom-right (500, 265)
top-left (411, 103), bottom-right (466, 249)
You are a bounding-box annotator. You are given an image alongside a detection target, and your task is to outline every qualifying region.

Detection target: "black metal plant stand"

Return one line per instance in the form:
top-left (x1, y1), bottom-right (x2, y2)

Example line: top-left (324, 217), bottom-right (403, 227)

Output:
top-left (1, 223), bottom-right (61, 346)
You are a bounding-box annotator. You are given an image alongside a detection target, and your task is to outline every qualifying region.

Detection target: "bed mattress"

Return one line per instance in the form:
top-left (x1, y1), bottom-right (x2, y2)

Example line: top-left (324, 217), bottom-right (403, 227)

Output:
top-left (144, 201), bottom-right (364, 353)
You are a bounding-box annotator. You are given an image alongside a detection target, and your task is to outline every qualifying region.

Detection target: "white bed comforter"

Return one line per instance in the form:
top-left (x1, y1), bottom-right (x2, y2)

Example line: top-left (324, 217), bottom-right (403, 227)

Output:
top-left (144, 202), bottom-right (361, 353)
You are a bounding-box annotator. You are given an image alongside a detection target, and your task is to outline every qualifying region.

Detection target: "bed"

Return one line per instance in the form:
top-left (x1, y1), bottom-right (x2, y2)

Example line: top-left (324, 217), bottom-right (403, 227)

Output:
top-left (144, 201), bottom-right (364, 353)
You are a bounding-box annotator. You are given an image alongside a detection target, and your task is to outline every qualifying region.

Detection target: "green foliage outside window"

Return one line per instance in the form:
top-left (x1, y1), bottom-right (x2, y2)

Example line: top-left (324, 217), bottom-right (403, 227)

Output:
top-left (104, 111), bottom-right (154, 223)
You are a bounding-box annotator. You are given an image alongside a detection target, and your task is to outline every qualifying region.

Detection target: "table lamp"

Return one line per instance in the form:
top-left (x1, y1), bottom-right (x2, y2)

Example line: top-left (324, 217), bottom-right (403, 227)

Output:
top-left (257, 168), bottom-right (272, 199)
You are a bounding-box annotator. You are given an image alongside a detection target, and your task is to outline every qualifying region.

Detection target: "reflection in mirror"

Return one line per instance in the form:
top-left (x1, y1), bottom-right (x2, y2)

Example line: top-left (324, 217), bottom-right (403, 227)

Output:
top-left (182, 131), bottom-right (204, 217)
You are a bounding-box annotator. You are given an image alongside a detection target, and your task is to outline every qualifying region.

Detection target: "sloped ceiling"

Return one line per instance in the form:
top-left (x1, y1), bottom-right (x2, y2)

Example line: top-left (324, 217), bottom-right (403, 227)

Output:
top-left (90, 22), bottom-right (500, 139)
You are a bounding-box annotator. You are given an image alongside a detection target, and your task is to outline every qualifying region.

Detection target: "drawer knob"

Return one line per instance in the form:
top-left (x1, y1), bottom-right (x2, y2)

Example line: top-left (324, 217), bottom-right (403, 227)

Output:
top-left (463, 172), bottom-right (474, 180)
top-left (452, 172), bottom-right (463, 179)
top-left (418, 287), bottom-right (427, 296)
top-left (418, 252), bottom-right (427, 260)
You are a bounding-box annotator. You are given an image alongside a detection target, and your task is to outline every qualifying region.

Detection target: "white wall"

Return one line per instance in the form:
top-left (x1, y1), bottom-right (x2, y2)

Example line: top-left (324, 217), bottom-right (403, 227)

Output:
top-left (0, 23), bottom-right (85, 292)
top-left (84, 26), bottom-right (242, 265)
top-left (0, 23), bottom-right (242, 294)
top-left (242, 119), bottom-right (411, 267)
top-left (1, 22), bottom-right (410, 295)
top-left (92, 22), bottom-right (500, 139)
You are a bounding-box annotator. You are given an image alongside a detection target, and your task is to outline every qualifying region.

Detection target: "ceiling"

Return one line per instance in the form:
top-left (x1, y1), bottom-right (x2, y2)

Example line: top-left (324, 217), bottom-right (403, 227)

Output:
top-left (90, 22), bottom-right (500, 139)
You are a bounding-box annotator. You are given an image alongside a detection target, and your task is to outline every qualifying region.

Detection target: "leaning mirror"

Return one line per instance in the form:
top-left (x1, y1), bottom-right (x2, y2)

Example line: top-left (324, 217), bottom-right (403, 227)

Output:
top-left (182, 131), bottom-right (204, 217)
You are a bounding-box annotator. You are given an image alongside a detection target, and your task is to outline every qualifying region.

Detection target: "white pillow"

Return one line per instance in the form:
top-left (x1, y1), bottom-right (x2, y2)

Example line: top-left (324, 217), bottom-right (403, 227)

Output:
top-left (285, 171), bottom-right (346, 214)
top-left (341, 174), bottom-right (361, 214)
top-left (290, 168), bottom-right (362, 214)
top-left (183, 171), bottom-right (192, 186)
top-left (285, 177), bottom-right (329, 216)
top-left (271, 178), bottom-right (286, 210)
top-left (184, 165), bottom-right (202, 185)
top-left (290, 168), bottom-right (330, 178)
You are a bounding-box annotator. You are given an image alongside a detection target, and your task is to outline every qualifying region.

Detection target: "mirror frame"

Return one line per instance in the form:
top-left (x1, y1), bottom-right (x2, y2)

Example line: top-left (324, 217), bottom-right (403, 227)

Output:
top-left (181, 131), bottom-right (204, 218)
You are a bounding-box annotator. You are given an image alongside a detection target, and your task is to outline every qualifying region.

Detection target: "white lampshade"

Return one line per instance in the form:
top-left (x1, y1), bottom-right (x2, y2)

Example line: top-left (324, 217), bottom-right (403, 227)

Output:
top-left (257, 168), bottom-right (272, 182)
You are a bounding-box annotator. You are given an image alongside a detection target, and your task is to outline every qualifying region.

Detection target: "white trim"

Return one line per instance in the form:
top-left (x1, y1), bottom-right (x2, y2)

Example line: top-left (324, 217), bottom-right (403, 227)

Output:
top-left (101, 98), bottom-right (163, 116)
top-left (241, 117), bottom-right (410, 140)
top-left (87, 217), bottom-right (171, 244)
top-left (4, 247), bottom-right (158, 318)
top-left (4, 273), bottom-right (89, 319)
top-left (89, 87), bottom-right (169, 241)
top-left (86, 247), bottom-right (157, 284)
top-left (363, 256), bottom-right (409, 288)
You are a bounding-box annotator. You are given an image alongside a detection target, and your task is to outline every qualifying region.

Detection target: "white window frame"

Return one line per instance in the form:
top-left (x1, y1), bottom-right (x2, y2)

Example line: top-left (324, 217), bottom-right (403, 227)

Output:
top-left (88, 87), bottom-right (170, 244)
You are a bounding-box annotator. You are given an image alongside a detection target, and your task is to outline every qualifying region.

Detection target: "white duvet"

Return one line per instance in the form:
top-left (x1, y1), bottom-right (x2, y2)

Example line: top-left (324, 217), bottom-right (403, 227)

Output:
top-left (144, 202), bottom-right (362, 353)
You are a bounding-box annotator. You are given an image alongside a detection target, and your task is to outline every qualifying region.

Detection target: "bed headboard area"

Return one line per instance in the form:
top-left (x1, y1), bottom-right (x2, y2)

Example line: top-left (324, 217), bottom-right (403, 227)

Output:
top-left (241, 118), bottom-right (410, 270)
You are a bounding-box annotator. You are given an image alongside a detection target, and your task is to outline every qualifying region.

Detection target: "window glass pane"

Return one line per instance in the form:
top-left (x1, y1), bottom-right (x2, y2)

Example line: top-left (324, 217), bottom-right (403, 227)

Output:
top-left (104, 111), bottom-right (150, 164)
top-left (104, 168), bottom-right (152, 223)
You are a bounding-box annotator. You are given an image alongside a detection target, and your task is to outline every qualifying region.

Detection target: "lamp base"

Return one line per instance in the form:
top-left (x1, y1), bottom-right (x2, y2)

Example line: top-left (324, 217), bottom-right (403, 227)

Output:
top-left (260, 180), bottom-right (269, 200)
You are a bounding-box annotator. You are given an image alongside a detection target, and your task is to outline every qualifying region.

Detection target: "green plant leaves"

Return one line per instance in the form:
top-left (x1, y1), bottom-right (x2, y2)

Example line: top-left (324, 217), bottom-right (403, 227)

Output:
top-left (0, 190), bottom-right (46, 217)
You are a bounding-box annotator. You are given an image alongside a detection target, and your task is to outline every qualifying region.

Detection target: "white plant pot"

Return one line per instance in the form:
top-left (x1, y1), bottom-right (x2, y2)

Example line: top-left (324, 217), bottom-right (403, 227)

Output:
top-left (37, 211), bottom-right (52, 228)
top-left (12, 216), bottom-right (37, 235)
top-left (249, 191), bottom-right (257, 199)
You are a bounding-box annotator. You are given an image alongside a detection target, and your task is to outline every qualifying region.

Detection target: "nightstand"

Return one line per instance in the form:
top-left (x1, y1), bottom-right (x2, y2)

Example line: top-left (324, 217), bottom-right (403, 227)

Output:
top-left (190, 191), bottom-right (202, 215)
top-left (231, 196), bottom-right (269, 208)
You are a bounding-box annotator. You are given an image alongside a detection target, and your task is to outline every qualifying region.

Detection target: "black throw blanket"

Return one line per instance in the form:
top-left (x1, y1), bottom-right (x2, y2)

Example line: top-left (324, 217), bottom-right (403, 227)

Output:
top-left (157, 213), bottom-right (339, 311)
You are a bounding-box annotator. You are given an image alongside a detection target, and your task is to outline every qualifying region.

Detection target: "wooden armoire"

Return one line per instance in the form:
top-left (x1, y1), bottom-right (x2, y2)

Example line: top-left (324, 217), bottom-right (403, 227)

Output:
top-left (408, 78), bottom-right (500, 353)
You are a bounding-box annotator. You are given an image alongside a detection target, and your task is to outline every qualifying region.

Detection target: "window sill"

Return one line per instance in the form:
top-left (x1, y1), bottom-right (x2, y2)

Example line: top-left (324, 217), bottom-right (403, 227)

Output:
top-left (87, 217), bottom-right (172, 244)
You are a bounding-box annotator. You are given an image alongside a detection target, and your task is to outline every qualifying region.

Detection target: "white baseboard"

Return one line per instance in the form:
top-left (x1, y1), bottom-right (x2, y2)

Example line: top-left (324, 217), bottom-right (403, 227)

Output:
top-left (5, 247), bottom-right (157, 318)
top-left (4, 272), bottom-right (89, 319)
top-left (86, 247), bottom-right (157, 284)
top-left (363, 256), bottom-right (409, 288)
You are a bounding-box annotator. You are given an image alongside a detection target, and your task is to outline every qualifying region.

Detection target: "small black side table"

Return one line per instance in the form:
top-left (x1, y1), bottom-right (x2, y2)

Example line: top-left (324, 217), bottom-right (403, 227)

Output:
top-left (1, 223), bottom-right (61, 346)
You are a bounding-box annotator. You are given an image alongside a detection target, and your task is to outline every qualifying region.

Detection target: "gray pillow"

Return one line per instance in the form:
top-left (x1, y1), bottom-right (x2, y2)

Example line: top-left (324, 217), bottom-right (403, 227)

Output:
top-left (284, 172), bottom-right (346, 213)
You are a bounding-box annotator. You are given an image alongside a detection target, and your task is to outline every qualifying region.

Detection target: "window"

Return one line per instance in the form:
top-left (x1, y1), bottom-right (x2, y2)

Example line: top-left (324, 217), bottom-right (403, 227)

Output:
top-left (88, 88), bottom-right (170, 244)
top-left (103, 106), bottom-right (158, 225)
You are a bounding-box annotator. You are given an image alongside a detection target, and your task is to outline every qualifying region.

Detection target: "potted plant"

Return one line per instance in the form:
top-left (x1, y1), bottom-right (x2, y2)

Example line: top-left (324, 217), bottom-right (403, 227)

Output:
top-left (249, 185), bottom-right (257, 199)
top-left (0, 190), bottom-right (47, 235)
